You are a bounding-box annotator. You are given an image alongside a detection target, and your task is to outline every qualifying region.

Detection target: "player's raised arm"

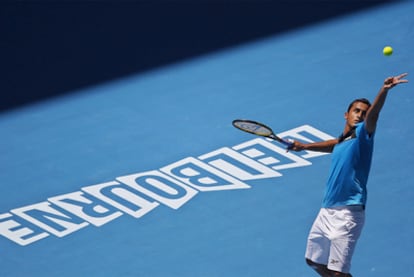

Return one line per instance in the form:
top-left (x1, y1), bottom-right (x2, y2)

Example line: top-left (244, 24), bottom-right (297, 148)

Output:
top-left (365, 73), bottom-right (408, 134)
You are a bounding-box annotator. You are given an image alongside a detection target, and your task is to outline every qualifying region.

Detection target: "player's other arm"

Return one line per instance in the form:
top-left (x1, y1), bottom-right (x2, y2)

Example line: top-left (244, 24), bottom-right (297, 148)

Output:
top-left (365, 73), bottom-right (408, 134)
top-left (289, 139), bottom-right (338, 153)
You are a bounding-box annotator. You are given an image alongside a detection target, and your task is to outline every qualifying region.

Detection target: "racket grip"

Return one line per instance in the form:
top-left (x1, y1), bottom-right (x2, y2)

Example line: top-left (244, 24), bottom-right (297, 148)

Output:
top-left (283, 139), bottom-right (295, 149)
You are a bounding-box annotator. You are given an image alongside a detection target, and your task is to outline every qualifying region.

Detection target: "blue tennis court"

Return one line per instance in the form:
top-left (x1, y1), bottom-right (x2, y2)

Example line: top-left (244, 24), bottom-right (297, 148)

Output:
top-left (1, 1), bottom-right (413, 276)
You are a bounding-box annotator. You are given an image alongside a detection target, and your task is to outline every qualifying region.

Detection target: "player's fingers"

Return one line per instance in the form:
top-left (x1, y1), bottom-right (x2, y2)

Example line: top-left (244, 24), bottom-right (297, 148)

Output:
top-left (397, 72), bottom-right (408, 79)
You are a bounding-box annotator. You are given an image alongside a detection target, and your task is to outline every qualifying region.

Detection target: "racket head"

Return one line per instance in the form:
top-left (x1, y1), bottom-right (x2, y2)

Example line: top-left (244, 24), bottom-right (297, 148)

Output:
top-left (232, 119), bottom-right (274, 137)
top-left (232, 119), bottom-right (294, 148)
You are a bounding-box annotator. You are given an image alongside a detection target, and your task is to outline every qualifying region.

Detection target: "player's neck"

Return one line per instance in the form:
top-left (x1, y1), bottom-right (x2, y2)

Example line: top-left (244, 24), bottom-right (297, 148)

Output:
top-left (343, 123), bottom-right (357, 134)
top-left (339, 125), bottom-right (356, 142)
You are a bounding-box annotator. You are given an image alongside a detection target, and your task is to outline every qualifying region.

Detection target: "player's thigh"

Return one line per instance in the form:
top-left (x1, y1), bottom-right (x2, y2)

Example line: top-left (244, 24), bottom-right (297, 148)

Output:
top-left (328, 207), bottom-right (365, 273)
top-left (305, 210), bottom-right (331, 265)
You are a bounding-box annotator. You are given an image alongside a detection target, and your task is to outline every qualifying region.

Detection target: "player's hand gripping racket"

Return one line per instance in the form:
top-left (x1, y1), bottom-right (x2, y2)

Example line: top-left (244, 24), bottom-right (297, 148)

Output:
top-left (232, 119), bottom-right (294, 148)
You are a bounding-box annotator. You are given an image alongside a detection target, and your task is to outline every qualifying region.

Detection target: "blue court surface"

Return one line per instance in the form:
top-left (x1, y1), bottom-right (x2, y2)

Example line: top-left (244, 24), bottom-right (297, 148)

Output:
top-left (1, 2), bottom-right (413, 276)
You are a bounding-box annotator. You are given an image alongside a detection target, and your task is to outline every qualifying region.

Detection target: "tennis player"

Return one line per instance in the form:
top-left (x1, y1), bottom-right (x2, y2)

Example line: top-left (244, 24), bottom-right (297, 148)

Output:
top-left (290, 73), bottom-right (408, 277)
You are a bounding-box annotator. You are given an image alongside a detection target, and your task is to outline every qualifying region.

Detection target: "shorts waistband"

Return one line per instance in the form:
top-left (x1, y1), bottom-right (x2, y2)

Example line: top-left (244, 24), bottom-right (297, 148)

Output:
top-left (324, 205), bottom-right (365, 211)
top-left (347, 205), bottom-right (365, 211)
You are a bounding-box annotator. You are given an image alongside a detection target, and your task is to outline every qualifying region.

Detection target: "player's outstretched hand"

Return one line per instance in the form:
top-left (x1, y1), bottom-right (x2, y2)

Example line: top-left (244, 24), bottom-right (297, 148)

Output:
top-left (384, 73), bottom-right (408, 89)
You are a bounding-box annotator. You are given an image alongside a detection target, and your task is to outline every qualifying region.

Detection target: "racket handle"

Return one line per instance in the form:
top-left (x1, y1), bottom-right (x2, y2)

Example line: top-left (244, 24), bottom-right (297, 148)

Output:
top-left (282, 139), bottom-right (294, 149)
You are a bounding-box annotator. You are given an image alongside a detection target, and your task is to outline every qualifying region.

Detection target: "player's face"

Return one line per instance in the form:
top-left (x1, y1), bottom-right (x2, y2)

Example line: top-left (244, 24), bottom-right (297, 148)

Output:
top-left (345, 102), bottom-right (370, 127)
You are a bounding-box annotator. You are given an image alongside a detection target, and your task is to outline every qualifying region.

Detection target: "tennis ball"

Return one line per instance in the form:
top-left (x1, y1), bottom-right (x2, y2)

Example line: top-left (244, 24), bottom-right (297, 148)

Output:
top-left (383, 46), bottom-right (393, 56)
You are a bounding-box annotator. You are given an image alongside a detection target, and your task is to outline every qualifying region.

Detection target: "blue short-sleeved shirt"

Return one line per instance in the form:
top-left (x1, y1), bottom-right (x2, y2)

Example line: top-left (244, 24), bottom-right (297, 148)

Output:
top-left (322, 122), bottom-right (374, 208)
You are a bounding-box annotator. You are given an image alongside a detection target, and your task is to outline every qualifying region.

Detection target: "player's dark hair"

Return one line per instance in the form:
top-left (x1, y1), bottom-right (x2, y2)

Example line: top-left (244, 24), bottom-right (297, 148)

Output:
top-left (347, 98), bottom-right (371, 112)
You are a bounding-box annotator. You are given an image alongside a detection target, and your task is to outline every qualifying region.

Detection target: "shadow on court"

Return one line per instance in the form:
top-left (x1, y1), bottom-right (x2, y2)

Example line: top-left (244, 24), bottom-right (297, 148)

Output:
top-left (1, 1), bottom-right (395, 112)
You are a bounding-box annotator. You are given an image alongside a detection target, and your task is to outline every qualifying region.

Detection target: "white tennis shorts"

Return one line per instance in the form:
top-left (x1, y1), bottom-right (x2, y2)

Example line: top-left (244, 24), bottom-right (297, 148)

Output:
top-left (305, 205), bottom-right (365, 273)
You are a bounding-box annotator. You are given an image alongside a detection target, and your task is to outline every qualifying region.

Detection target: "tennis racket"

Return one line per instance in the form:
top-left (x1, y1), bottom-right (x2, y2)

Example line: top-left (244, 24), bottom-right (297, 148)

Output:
top-left (232, 119), bottom-right (294, 148)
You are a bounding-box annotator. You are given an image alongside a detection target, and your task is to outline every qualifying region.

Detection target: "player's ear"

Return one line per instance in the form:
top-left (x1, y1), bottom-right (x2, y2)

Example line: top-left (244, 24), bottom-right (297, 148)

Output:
top-left (344, 112), bottom-right (348, 120)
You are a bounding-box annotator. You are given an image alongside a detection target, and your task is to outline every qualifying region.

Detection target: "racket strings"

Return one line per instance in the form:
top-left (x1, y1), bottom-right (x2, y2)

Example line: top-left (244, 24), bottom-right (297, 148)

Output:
top-left (235, 122), bottom-right (272, 136)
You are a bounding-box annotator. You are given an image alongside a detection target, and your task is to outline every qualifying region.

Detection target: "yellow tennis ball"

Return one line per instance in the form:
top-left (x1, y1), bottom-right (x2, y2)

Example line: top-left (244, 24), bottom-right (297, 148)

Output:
top-left (383, 46), bottom-right (393, 56)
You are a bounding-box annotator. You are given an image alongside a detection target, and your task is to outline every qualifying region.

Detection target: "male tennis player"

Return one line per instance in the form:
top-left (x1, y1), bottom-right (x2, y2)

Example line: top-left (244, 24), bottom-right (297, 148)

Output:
top-left (290, 73), bottom-right (408, 277)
